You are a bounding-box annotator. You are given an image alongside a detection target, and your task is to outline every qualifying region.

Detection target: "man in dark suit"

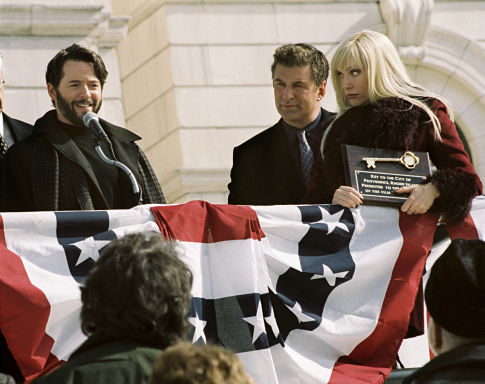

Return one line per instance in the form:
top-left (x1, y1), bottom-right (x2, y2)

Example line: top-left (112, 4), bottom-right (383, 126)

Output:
top-left (0, 52), bottom-right (33, 159)
top-left (228, 43), bottom-right (335, 205)
top-left (2, 44), bottom-right (165, 212)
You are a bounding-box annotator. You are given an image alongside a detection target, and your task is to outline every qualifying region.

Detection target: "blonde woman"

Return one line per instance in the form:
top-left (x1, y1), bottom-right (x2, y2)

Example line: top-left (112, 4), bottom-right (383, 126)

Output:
top-left (303, 30), bottom-right (482, 223)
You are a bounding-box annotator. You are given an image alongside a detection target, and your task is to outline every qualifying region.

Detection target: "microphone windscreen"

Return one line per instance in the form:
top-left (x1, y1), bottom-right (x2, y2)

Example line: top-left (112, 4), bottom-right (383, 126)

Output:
top-left (82, 112), bottom-right (98, 127)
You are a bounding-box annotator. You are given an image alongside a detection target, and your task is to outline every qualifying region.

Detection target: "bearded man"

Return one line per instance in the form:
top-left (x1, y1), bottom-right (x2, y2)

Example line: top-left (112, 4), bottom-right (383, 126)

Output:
top-left (2, 44), bottom-right (164, 211)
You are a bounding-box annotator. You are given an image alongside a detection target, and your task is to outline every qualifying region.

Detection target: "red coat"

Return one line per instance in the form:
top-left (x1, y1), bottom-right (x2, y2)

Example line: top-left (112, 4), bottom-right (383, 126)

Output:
top-left (302, 97), bottom-right (482, 223)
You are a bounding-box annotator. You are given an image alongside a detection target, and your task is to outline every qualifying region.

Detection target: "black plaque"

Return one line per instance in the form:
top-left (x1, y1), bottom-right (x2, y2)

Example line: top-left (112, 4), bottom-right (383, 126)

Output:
top-left (342, 144), bottom-right (432, 207)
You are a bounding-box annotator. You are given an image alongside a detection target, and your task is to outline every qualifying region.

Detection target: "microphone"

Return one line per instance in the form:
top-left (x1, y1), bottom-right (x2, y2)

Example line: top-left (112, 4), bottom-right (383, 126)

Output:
top-left (82, 112), bottom-right (142, 204)
top-left (83, 112), bottom-right (110, 143)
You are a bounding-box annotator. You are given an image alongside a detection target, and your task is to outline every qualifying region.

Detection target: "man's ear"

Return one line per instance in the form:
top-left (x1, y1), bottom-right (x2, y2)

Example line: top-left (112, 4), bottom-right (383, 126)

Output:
top-left (47, 83), bottom-right (57, 103)
top-left (428, 317), bottom-right (443, 356)
top-left (317, 80), bottom-right (326, 101)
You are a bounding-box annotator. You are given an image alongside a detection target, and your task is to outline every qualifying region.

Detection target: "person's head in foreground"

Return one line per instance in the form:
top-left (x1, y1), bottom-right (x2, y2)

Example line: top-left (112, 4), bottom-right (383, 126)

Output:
top-left (425, 238), bottom-right (485, 355)
top-left (403, 238), bottom-right (485, 384)
top-left (149, 342), bottom-right (255, 384)
top-left (80, 232), bottom-right (193, 348)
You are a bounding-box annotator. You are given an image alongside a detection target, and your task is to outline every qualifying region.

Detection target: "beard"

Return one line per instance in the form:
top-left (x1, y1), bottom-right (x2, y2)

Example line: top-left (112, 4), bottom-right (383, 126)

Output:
top-left (55, 90), bottom-right (102, 127)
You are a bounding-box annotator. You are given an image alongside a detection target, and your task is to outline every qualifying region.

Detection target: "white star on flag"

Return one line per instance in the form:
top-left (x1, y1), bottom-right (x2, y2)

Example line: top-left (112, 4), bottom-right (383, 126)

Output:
top-left (188, 312), bottom-right (207, 343)
top-left (243, 302), bottom-right (267, 343)
top-left (318, 207), bottom-right (350, 234)
top-left (288, 300), bottom-right (315, 323)
top-left (72, 237), bottom-right (111, 266)
top-left (311, 264), bottom-right (349, 286)
top-left (263, 302), bottom-right (280, 338)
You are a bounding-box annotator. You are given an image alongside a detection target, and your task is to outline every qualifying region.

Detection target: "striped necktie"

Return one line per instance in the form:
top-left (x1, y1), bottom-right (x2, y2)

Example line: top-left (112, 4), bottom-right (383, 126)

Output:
top-left (296, 130), bottom-right (314, 187)
top-left (0, 133), bottom-right (7, 159)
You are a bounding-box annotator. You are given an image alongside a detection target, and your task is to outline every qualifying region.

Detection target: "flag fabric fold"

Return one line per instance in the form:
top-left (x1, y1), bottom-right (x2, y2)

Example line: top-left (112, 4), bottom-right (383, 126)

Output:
top-left (1, 198), bottom-right (484, 383)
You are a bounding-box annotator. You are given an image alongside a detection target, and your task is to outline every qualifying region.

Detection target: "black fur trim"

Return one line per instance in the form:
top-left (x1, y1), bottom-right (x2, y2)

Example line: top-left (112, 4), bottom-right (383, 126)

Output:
top-left (427, 168), bottom-right (478, 224)
top-left (332, 97), bottom-right (428, 150)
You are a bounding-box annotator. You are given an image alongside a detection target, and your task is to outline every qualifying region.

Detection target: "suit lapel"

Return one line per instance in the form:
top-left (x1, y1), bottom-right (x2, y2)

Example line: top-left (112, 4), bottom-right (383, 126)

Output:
top-left (261, 110), bottom-right (336, 200)
top-left (264, 121), bottom-right (305, 196)
top-left (3, 113), bottom-right (33, 142)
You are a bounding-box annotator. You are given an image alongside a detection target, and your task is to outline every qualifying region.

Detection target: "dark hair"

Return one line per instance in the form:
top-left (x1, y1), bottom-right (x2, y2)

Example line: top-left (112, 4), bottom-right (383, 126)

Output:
top-left (45, 43), bottom-right (108, 88)
top-left (80, 232), bottom-right (193, 349)
top-left (271, 43), bottom-right (329, 87)
top-left (425, 238), bottom-right (485, 338)
top-left (149, 342), bottom-right (254, 384)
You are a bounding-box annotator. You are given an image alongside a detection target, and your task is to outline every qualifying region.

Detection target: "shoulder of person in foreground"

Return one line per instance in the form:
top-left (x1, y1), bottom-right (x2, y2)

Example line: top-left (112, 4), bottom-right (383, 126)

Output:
top-left (31, 342), bottom-right (161, 384)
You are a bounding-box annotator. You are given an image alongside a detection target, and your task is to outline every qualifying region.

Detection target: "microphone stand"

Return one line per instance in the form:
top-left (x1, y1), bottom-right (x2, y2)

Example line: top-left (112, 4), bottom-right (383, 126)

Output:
top-left (83, 112), bottom-right (143, 205)
top-left (94, 143), bottom-right (143, 205)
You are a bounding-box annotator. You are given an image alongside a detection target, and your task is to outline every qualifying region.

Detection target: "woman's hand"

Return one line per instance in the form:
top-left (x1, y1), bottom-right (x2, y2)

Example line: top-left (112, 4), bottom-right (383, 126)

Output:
top-left (332, 186), bottom-right (363, 208)
top-left (395, 183), bottom-right (440, 215)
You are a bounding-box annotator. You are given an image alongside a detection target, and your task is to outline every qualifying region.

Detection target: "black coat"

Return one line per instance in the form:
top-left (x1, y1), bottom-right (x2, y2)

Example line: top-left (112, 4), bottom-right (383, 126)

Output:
top-left (2, 113), bottom-right (33, 143)
top-left (32, 334), bottom-right (162, 384)
top-left (303, 98), bottom-right (482, 223)
top-left (2, 110), bottom-right (165, 211)
top-left (403, 342), bottom-right (485, 384)
top-left (228, 108), bottom-right (335, 205)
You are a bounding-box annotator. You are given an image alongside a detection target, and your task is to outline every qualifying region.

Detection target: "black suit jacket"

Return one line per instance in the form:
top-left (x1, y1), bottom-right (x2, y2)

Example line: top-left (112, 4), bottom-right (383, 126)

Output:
top-left (2, 113), bottom-right (33, 143)
top-left (228, 108), bottom-right (335, 205)
top-left (0, 112), bottom-right (33, 185)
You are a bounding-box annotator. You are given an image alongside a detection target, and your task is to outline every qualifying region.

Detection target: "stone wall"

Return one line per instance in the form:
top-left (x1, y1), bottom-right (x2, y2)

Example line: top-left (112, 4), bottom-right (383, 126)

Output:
top-left (112, 1), bottom-right (383, 203)
top-left (112, 0), bottom-right (485, 204)
top-left (0, 1), bottom-right (128, 126)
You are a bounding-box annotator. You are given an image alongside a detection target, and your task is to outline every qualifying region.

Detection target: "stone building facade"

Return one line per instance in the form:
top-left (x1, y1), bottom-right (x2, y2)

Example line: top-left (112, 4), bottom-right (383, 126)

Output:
top-left (1, 1), bottom-right (484, 205)
top-left (112, 0), bottom-right (485, 203)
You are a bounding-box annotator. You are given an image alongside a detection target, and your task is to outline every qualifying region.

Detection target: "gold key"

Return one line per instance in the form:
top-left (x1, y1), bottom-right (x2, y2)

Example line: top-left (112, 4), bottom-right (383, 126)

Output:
top-left (362, 151), bottom-right (419, 170)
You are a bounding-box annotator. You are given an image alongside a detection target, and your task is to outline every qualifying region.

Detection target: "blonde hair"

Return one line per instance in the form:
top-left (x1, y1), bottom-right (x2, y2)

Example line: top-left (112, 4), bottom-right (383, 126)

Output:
top-left (331, 30), bottom-right (451, 138)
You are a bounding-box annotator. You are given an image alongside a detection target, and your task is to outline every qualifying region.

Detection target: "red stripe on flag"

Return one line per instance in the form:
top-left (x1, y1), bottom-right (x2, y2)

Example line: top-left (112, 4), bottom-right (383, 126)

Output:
top-left (446, 212), bottom-right (479, 240)
top-left (0, 215), bottom-right (62, 383)
top-left (151, 200), bottom-right (265, 243)
top-left (328, 212), bottom-right (439, 383)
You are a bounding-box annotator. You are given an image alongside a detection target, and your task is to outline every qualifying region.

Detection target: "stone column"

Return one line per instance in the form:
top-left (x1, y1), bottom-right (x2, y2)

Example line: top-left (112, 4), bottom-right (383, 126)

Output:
top-left (380, 0), bottom-right (434, 63)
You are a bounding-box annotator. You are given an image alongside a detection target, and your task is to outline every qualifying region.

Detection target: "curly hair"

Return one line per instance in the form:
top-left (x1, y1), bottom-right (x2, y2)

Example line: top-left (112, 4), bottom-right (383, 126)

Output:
top-left (149, 342), bottom-right (255, 384)
top-left (271, 43), bottom-right (329, 88)
top-left (80, 232), bottom-right (193, 349)
top-left (46, 43), bottom-right (108, 89)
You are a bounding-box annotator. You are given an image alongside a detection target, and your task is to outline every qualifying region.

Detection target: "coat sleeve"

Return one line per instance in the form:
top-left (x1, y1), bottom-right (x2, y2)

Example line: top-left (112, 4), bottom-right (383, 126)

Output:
top-left (227, 145), bottom-right (250, 205)
top-left (427, 100), bottom-right (483, 223)
top-left (137, 148), bottom-right (166, 204)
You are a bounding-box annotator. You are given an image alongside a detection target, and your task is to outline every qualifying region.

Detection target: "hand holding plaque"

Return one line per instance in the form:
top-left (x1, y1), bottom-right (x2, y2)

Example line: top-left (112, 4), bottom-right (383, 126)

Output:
top-left (342, 145), bottom-right (432, 207)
